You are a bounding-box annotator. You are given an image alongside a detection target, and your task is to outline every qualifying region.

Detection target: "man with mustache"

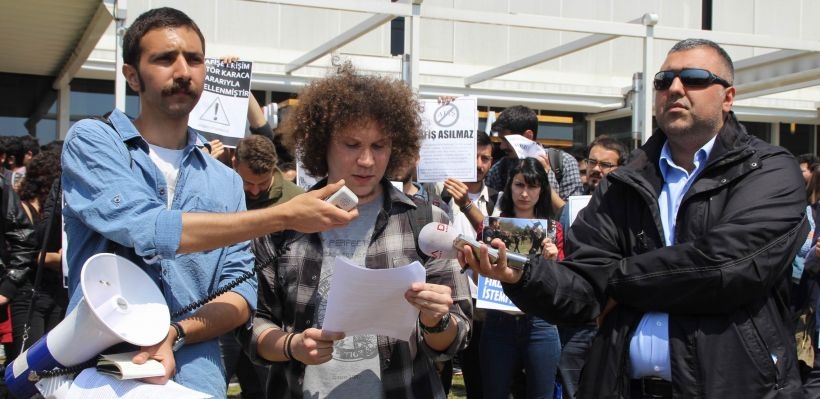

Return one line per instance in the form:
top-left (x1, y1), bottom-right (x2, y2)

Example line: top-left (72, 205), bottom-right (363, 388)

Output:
top-left (60, 7), bottom-right (355, 398)
top-left (460, 38), bottom-right (808, 398)
top-left (583, 135), bottom-right (628, 194)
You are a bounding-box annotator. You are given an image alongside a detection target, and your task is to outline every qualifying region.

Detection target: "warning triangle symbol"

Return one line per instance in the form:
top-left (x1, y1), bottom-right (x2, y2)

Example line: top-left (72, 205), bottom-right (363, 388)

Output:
top-left (200, 97), bottom-right (231, 126)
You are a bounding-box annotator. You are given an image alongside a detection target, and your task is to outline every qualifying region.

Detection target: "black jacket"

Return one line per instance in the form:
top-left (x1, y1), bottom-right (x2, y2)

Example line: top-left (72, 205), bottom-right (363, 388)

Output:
top-left (0, 174), bottom-right (37, 300)
top-left (504, 113), bottom-right (808, 398)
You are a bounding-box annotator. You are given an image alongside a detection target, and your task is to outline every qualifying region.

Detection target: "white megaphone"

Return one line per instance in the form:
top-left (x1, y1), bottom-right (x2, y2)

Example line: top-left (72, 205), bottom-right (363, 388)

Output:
top-left (5, 253), bottom-right (170, 398)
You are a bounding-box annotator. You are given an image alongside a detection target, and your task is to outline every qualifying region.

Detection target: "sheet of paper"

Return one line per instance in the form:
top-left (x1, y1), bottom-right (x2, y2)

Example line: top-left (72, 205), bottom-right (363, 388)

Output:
top-left (503, 134), bottom-right (547, 159)
top-left (188, 58), bottom-right (252, 146)
top-left (417, 97), bottom-right (478, 183)
top-left (64, 368), bottom-right (212, 399)
top-left (567, 195), bottom-right (592, 227)
top-left (321, 257), bottom-right (425, 341)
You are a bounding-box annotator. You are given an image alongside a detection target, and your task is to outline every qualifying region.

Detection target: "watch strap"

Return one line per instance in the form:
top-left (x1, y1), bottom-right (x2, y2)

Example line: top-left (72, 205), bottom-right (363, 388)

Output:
top-left (171, 321), bottom-right (186, 352)
top-left (419, 313), bottom-right (451, 335)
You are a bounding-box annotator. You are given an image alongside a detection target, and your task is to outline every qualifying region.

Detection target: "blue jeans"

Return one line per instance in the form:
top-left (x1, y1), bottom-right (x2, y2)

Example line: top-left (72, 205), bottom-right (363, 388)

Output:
top-left (481, 311), bottom-right (561, 399)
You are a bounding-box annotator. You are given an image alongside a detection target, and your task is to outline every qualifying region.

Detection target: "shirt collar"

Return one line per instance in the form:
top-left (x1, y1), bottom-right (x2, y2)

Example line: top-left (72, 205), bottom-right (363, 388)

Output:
top-left (659, 134), bottom-right (718, 179)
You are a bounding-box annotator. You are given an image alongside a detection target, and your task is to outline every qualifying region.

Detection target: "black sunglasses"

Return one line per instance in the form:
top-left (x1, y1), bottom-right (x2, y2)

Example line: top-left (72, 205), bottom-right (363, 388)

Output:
top-left (653, 68), bottom-right (732, 90)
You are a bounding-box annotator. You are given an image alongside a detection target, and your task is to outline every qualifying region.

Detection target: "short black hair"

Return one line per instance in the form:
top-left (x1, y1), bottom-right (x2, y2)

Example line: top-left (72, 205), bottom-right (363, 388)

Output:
top-left (491, 105), bottom-right (538, 135)
top-left (476, 131), bottom-right (491, 147)
top-left (797, 153), bottom-right (820, 169)
top-left (588, 135), bottom-right (629, 166)
top-left (669, 38), bottom-right (734, 84)
top-left (122, 7), bottom-right (205, 66)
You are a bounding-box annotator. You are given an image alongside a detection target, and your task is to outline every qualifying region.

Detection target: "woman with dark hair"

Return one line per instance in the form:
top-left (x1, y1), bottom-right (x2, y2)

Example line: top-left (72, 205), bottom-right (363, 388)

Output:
top-left (481, 157), bottom-right (563, 398)
top-left (7, 150), bottom-right (65, 357)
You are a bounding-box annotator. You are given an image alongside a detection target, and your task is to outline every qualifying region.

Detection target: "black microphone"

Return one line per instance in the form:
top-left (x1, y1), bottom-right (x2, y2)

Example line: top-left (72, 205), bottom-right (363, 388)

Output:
top-left (418, 222), bottom-right (529, 271)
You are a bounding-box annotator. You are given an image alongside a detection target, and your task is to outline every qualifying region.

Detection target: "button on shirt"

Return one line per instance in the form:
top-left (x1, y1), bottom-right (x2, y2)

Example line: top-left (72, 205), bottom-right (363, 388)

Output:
top-left (628, 135), bottom-right (716, 380)
top-left (61, 109), bottom-right (258, 398)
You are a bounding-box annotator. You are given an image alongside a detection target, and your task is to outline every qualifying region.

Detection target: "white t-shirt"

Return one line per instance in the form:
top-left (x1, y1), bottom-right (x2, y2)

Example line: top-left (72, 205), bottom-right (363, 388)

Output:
top-left (303, 199), bottom-right (384, 399)
top-left (147, 143), bottom-right (184, 208)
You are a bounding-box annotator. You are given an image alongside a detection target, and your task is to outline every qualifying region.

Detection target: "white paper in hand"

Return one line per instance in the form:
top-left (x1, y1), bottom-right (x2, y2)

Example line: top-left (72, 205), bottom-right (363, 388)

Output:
top-left (321, 257), bottom-right (425, 341)
top-left (503, 134), bottom-right (546, 159)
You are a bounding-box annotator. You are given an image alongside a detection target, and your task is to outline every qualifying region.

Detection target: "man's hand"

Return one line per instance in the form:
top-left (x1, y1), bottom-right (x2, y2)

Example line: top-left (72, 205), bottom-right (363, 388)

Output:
top-left (280, 180), bottom-right (358, 233)
top-left (405, 282), bottom-right (453, 327)
top-left (535, 153), bottom-right (552, 174)
top-left (457, 238), bottom-right (523, 284)
top-left (132, 326), bottom-right (177, 385)
top-left (442, 178), bottom-right (471, 209)
top-left (207, 139), bottom-right (225, 160)
top-left (291, 328), bottom-right (344, 365)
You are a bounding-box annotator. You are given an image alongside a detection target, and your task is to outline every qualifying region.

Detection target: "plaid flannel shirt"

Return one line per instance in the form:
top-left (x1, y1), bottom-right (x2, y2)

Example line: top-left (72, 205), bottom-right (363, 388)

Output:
top-left (239, 179), bottom-right (472, 399)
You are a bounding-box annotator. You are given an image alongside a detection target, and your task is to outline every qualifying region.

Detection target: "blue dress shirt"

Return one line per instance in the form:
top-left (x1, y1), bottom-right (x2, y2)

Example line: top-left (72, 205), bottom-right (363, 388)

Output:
top-left (62, 109), bottom-right (258, 398)
top-left (628, 135), bottom-right (716, 380)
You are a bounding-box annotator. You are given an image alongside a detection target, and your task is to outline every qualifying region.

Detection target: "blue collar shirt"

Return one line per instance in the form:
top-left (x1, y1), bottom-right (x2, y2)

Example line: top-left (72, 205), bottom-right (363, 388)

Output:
top-left (628, 134), bottom-right (716, 381)
top-left (61, 109), bottom-right (257, 398)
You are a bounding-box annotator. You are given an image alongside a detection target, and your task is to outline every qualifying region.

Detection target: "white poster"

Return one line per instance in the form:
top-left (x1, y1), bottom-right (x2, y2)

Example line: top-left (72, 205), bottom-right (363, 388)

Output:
top-left (188, 58), bottom-right (252, 146)
top-left (417, 97), bottom-right (478, 183)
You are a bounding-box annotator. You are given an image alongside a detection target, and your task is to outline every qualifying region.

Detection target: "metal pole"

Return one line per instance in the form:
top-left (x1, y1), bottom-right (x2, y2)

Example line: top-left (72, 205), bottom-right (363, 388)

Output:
top-left (114, 0), bottom-right (127, 111)
top-left (641, 13), bottom-right (659, 144)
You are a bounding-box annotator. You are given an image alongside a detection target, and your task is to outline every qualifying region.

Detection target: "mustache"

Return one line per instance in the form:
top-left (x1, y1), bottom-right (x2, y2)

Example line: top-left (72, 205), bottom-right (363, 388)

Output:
top-left (161, 80), bottom-right (195, 96)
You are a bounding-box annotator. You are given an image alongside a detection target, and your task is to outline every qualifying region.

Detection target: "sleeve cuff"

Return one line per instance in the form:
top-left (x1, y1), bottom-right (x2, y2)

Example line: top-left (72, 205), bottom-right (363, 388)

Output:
top-left (155, 209), bottom-right (183, 259)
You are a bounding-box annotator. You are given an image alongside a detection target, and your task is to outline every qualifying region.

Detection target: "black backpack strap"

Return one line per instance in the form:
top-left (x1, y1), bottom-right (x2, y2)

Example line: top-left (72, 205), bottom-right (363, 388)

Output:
top-left (548, 148), bottom-right (563, 183)
top-left (407, 197), bottom-right (434, 264)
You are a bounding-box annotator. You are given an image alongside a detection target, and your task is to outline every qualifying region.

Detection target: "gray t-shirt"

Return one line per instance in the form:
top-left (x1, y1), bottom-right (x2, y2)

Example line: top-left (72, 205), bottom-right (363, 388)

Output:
top-left (302, 199), bottom-right (384, 399)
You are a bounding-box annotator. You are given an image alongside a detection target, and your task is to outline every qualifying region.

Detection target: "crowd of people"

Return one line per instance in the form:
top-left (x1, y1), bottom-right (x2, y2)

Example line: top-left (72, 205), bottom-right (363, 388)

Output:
top-left (0, 6), bottom-right (817, 399)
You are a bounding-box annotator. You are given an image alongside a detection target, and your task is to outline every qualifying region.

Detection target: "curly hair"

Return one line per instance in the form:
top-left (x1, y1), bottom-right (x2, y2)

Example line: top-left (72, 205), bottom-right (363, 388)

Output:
top-left (499, 158), bottom-right (554, 219)
top-left (19, 150), bottom-right (61, 205)
top-left (280, 62), bottom-right (422, 178)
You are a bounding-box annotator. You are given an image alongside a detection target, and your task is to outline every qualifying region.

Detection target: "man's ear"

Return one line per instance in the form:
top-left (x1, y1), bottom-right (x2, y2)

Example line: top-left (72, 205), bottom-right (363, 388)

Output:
top-left (122, 64), bottom-right (141, 92)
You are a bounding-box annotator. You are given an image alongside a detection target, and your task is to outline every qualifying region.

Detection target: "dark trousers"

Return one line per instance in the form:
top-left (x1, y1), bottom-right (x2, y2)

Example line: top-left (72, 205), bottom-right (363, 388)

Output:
top-left (458, 318), bottom-right (483, 398)
top-left (557, 324), bottom-right (597, 398)
top-left (10, 288), bottom-right (66, 357)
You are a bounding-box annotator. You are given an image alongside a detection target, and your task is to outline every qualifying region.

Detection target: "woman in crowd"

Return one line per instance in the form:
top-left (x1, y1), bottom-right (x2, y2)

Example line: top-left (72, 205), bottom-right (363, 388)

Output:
top-left (8, 150), bottom-right (65, 356)
top-left (481, 157), bottom-right (562, 399)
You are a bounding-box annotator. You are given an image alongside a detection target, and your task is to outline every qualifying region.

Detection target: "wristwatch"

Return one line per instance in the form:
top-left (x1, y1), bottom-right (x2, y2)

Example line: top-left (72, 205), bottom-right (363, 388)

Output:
top-left (419, 313), bottom-right (451, 335)
top-left (170, 321), bottom-right (186, 352)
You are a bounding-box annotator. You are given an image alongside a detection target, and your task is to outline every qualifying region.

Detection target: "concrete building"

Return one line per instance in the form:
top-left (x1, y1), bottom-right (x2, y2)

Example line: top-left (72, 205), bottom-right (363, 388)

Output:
top-left (1, 0), bottom-right (818, 154)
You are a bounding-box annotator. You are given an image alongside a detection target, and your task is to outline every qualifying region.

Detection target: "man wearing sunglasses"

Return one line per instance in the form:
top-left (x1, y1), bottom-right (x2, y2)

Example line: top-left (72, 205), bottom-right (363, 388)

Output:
top-left (460, 38), bottom-right (808, 398)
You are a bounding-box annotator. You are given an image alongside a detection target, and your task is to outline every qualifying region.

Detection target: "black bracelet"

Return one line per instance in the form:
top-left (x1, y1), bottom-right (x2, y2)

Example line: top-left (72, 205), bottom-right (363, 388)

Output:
top-left (285, 332), bottom-right (296, 361)
top-left (459, 202), bottom-right (474, 212)
top-left (282, 333), bottom-right (292, 360)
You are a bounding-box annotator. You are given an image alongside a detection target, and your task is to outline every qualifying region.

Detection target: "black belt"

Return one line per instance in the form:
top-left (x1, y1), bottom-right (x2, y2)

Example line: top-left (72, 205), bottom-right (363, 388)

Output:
top-left (630, 377), bottom-right (672, 399)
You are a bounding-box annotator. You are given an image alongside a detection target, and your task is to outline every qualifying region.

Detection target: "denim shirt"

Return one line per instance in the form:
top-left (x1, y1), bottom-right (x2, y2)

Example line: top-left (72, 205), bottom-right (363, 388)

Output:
top-left (62, 109), bottom-right (257, 398)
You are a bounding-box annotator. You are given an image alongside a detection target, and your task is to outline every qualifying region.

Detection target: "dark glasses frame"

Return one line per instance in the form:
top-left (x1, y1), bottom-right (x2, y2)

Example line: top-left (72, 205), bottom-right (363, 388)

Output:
top-left (585, 158), bottom-right (617, 171)
top-left (653, 68), bottom-right (732, 90)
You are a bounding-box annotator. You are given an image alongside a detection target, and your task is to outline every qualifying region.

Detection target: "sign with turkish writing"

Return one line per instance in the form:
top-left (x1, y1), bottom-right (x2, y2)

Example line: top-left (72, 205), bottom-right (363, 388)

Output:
top-left (417, 97), bottom-right (478, 183)
top-left (188, 58), bottom-right (252, 146)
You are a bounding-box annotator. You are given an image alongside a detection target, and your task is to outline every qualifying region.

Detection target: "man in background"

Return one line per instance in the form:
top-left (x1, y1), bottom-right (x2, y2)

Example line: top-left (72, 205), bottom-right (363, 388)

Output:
top-left (483, 105), bottom-right (582, 200)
